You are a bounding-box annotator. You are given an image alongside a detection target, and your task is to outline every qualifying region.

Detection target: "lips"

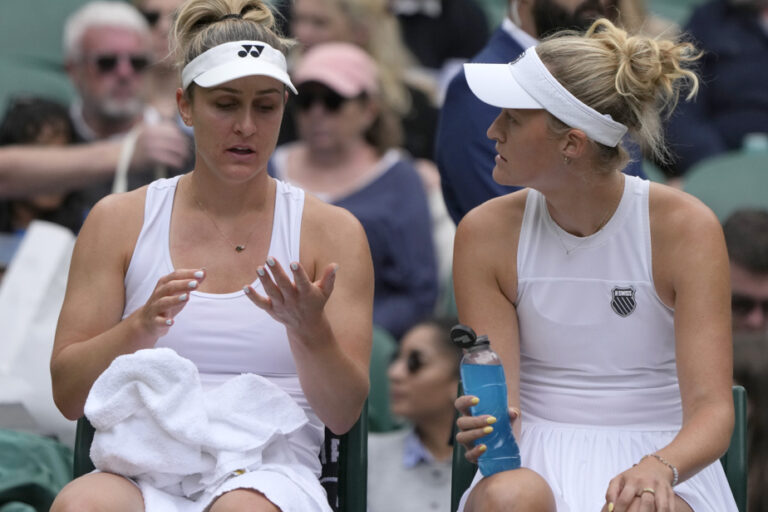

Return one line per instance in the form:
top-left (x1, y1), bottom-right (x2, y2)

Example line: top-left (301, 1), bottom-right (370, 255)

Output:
top-left (227, 145), bottom-right (255, 155)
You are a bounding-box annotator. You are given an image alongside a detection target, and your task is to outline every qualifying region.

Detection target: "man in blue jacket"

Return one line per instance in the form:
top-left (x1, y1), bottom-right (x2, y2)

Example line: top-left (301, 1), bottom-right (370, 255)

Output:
top-left (435, 0), bottom-right (646, 224)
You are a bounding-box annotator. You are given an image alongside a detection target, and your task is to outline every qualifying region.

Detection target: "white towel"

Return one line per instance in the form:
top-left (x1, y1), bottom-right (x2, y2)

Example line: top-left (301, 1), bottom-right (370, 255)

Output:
top-left (84, 347), bottom-right (329, 511)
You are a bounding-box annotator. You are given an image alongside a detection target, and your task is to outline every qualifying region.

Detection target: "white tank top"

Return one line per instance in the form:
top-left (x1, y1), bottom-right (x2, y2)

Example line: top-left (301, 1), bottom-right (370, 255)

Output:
top-left (122, 176), bottom-right (324, 472)
top-left (516, 176), bottom-right (680, 430)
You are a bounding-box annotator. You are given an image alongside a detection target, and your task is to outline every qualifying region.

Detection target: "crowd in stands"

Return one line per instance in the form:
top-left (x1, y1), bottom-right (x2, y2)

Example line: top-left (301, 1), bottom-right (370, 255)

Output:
top-left (0, 0), bottom-right (765, 510)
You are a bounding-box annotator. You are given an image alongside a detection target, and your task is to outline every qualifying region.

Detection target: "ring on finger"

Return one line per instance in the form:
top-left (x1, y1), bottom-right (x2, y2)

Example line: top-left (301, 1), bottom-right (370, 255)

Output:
top-left (636, 487), bottom-right (656, 497)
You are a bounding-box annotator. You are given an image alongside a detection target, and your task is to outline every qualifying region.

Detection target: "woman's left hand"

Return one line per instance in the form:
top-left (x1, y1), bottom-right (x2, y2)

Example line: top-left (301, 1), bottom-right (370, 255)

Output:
top-left (244, 257), bottom-right (338, 332)
top-left (601, 460), bottom-right (675, 512)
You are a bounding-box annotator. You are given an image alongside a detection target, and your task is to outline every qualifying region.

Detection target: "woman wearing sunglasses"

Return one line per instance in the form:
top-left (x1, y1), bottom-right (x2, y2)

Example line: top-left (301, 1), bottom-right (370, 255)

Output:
top-left (368, 316), bottom-right (462, 512)
top-left (452, 18), bottom-right (737, 512)
top-left (270, 42), bottom-right (438, 340)
top-left (50, 1), bottom-right (373, 511)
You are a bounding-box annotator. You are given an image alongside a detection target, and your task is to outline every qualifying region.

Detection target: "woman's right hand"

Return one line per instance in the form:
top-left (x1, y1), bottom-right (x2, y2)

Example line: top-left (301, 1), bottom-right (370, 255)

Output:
top-left (135, 269), bottom-right (205, 342)
top-left (455, 395), bottom-right (520, 464)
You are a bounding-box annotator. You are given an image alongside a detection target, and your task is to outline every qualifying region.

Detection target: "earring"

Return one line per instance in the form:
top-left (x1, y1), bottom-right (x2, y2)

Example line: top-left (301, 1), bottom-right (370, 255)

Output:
top-left (563, 156), bottom-right (570, 165)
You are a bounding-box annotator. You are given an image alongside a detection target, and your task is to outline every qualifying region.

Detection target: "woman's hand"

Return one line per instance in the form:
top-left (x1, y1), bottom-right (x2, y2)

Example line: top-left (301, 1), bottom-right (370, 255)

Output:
top-left (136, 268), bottom-right (205, 342)
top-left (454, 394), bottom-right (520, 464)
top-left (244, 257), bottom-right (337, 334)
top-left (601, 457), bottom-right (676, 512)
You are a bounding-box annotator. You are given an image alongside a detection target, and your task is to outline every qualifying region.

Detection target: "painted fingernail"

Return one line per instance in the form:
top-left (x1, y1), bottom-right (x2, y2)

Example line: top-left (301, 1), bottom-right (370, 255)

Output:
top-left (486, 416), bottom-right (497, 425)
top-left (179, 293), bottom-right (188, 302)
top-left (266, 257), bottom-right (276, 267)
top-left (257, 267), bottom-right (265, 277)
top-left (470, 397), bottom-right (479, 405)
top-left (478, 444), bottom-right (487, 453)
top-left (194, 270), bottom-right (204, 279)
top-left (188, 280), bottom-right (197, 288)
top-left (608, 503), bottom-right (614, 512)
top-left (243, 286), bottom-right (250, 294)
top-left (290, 262), bottom-right (299, 271)
top-left (165, 318), bottom-right (173, 326)
top-left (483, 426), bottom-right (494, 434)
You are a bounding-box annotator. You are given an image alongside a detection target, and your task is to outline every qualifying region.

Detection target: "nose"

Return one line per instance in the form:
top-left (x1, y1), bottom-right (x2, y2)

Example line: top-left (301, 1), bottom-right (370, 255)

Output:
top-left (744, 304), bottom-right (767, 331)
top-left (234, 108), bottom-right (257, 136)
top-left (387, 357), bottom-right (406, 382)
top-left (487, 112), bottom-right (505, 142)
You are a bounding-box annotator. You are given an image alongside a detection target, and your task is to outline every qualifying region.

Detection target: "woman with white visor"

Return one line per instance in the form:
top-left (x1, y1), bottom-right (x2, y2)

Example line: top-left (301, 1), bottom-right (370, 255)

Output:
top-left (50, 0), bottom-right (373, 511)
top-left (452, 18), bottom-right (738, 512)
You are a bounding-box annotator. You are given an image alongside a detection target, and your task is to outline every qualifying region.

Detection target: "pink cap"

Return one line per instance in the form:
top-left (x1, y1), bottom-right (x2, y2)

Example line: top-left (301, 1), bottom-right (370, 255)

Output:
top-left (292, 42), bottom-right (379, 98)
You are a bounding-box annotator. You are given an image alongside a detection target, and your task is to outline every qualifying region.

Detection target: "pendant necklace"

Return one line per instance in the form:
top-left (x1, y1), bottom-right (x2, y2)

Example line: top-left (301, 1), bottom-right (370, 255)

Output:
top-left (186, 177), bottom-right (259, 253)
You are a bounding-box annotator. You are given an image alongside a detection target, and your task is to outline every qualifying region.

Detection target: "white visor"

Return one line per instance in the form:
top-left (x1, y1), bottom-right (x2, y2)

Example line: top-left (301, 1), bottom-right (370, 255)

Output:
top-left (464, 48), bottom-right (628, 147)
top-left (182, 40), bottom-right (297, 93)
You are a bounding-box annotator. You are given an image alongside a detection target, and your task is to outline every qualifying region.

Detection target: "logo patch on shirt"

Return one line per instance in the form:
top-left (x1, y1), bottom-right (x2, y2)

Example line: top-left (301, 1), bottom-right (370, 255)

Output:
top-left (611, 287), bottom-right (636, 317)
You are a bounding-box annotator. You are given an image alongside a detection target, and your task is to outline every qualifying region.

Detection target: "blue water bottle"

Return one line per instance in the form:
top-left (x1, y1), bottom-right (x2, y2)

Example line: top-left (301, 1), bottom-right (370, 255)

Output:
top-left (452, 324), bottom-right (521, 476)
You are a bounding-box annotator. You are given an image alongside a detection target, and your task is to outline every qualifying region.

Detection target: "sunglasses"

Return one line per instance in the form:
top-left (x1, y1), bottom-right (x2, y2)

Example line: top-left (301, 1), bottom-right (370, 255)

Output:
top-left (90, 54), bottom-right (150, 74)
top-left (732, 294), bottom-right (768, 317)
top-left (391, 350), bottom-right (426, 375)
top-left (295, 87), bottom-right (348, 113)
top-left (139, 9), bottom-right (161, 27)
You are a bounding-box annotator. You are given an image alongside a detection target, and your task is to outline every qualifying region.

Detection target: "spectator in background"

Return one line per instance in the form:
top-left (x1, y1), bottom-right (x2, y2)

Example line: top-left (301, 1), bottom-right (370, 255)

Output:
top-left (0, 97), bottom-right (82, 236)
top-left (391, 0), bottom-right (489, 100)
top-left (132, 0), bottom-right (188, 122)
top-left (368, 316), bottom-right (461, 512)
top-left (723, 208), bottom-right (768, 512)
top-left (286, 0), bottom-right (439, 162)
top-left (0, 1), bottom-right (190, 223)
top-left (662, 0), bottom-right (768, 177)
top-left (271, 42), bottom-right (438, 339)
top-left (435, 0), bottom-right (647, 225)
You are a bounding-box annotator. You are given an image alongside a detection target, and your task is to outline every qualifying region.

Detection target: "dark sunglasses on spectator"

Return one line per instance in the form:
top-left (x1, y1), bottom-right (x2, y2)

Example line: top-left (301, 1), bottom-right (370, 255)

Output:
top-left (295, 87), bottom-right (347, 113)
top-left (732, 294), bottom-right (768, 316)
top-left (91, 54), bottom-right (150, 74)
top-left (391, 350), bottom-right (425, 375)
top-left (139, 9), bottom-right (161, 27)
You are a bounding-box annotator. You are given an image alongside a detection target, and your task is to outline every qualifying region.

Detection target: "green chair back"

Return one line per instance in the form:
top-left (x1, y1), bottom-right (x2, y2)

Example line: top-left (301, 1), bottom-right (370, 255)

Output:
top-left (682, 150), bottom-right (768, 222)
top-left (450, 385), bottom-right (748, 512)
top-left (73, 401), bottom-right (368, 512)
top-left (368, 326), bottom-right (405, 433)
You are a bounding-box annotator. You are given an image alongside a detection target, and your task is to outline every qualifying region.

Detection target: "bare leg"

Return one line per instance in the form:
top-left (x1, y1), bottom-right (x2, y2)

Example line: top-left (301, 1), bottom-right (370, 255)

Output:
top-left (50, 472), bottom-right (144, 512)
top-left (208, 488), bottom-right (281, 512)
top-left (464, 468), bottom-right (556, 512)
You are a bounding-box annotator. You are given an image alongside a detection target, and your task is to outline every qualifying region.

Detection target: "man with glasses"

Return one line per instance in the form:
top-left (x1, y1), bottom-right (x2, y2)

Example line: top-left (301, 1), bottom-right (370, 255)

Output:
top-left (723, 208), bottom-right (768, 335)
top-left (0, 1), bottom-right (190, 225)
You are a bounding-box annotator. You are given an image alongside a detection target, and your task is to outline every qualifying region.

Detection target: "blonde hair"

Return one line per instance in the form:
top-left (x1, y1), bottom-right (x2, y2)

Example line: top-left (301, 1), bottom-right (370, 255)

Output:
top-left (537, 18), bottom-right (700, 169)
top-left (170, 0), bottom-right (293, 92)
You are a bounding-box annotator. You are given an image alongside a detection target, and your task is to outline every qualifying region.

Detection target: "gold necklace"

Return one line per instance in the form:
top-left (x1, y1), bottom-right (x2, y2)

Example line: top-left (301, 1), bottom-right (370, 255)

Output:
top-left (185, 177), bottom-right (259, 253)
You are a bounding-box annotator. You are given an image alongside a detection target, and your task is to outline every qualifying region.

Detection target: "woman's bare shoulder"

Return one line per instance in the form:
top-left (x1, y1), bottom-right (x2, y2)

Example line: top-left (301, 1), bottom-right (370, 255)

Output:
top-left (457, 189), bottom-right (529, 244)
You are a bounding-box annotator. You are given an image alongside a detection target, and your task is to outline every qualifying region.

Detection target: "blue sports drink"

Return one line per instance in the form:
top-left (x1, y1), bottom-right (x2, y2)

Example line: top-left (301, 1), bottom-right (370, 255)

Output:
top-left (452, 324), bottom-right (521, 476)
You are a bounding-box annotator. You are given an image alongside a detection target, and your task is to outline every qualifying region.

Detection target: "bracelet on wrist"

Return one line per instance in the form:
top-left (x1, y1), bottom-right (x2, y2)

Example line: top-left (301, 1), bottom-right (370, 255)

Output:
top-left (639, 453), bottom-right (679, 486)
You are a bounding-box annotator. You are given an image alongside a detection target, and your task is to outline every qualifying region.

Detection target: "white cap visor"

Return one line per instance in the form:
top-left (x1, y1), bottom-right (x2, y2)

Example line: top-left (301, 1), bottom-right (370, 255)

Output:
top-left (182, 41), bottom-right (297, 94)
top-left (464, 62), bottom-right (541, 110)
top-left (464, 49), bottom-right (628, 147)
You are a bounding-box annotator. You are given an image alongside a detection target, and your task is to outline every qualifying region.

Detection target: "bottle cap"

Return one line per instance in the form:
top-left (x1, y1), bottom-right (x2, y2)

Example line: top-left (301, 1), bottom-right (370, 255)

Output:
top-left (451, 324), bottom-right (478, 349)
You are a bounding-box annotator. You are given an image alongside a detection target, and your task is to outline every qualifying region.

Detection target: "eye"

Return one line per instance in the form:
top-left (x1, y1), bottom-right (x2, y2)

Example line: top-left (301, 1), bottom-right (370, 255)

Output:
top-left (215, 101), bottom-right (237, 110)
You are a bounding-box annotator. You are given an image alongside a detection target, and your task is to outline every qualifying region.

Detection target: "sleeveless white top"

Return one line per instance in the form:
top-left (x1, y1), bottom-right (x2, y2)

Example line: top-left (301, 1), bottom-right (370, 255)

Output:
top-left (122, 176), bottom-right (324, 476)
top-left (459, 176), bottom-right (737, 512)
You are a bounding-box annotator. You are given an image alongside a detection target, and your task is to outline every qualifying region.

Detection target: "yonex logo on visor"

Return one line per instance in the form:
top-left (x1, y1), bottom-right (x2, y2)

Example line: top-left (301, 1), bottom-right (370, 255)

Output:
top-left (181, 40), bottom-right (297, 93)
top-left (238, 44), bottom-right (264, 58)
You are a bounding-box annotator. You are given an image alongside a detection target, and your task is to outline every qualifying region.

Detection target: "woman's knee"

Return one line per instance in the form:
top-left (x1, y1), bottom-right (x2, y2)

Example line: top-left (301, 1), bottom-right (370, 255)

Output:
top-left (50, 473), bottom-right (143, 512)
top-left (466, 468), bottom-right (556, 512)
top-left (208, 488), bottom-right (281, 512)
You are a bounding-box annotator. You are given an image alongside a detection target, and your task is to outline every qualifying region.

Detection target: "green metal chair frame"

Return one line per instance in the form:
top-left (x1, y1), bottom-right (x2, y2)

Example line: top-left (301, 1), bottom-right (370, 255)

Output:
top-left (73, 402), bottom-right (368, 512)
top-left (451, 385), bottom-right (748, 512)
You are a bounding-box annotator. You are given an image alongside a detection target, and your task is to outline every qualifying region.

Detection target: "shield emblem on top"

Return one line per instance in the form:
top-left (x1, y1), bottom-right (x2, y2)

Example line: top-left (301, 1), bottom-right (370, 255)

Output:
top-left (611, 287), bottom-right (636, 317)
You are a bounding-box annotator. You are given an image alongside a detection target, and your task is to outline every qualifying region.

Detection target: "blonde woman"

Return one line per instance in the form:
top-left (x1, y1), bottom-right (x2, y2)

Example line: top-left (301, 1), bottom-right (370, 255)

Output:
top-left (452, 19), bottom-right (738, 512)
top-left (50, 0), bottom-right (373, 510)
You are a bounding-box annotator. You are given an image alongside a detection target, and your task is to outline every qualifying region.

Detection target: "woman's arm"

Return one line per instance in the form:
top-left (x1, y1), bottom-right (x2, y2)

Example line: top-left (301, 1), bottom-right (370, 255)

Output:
top-left (453, 197), bottom-right (526, 457)
top-left (246, 197), bottom-right (374, 434)
top-left (50, 190), bottom-right (202, 419)
top-left (650, 186), bottom-right (734, 477)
